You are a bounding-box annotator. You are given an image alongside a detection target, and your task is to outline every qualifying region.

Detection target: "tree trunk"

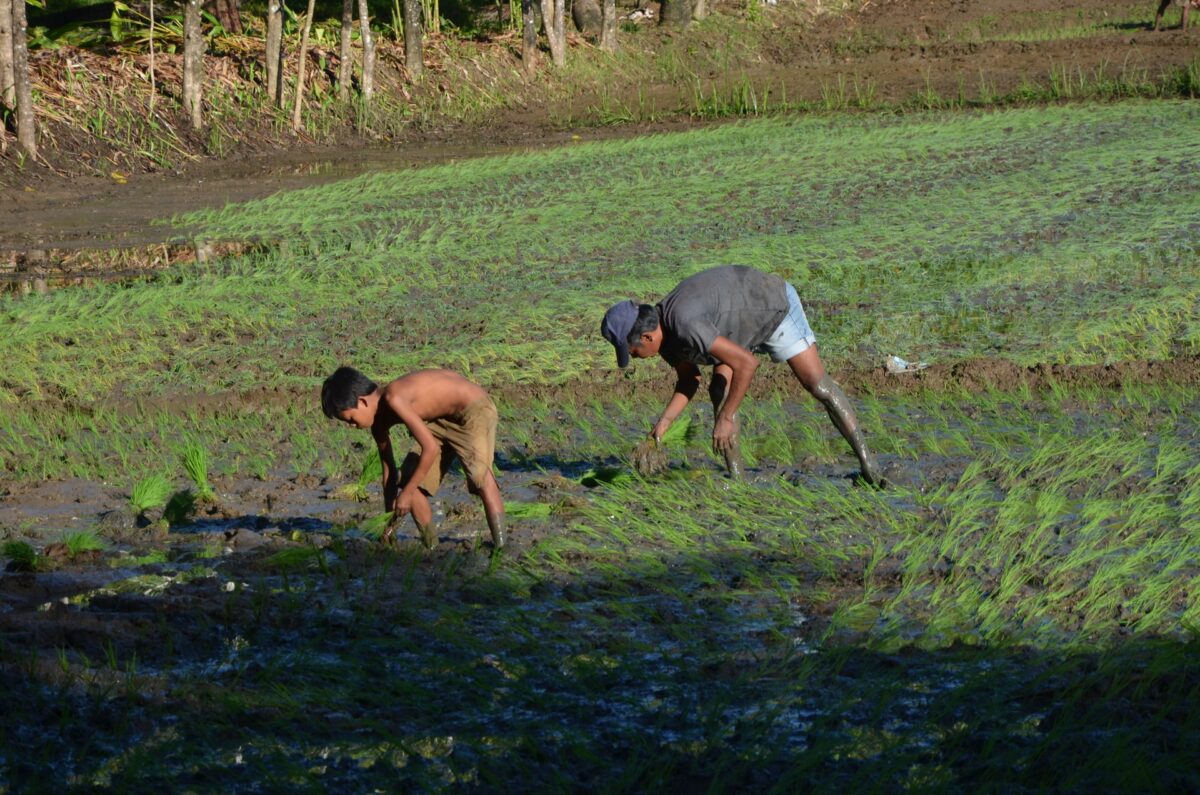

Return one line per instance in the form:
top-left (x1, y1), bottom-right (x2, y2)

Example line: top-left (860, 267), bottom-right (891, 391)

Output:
top-left (520, 0), bottom-right (536, 76)
top-left (291, 0), bottom-right (316, 130)
top-left (693, 0), bottom-right (708, 20)
top-left (659, 0), bottom-right (690, 28)
top-left (539, 0), bottom-right (565, 67)
top-left (599, 0), bottom-right (616, 52)
top-left (182, 0), bottom-right (205, 129)
top-left (571, 0), bottom-right (601, 36)
top-left (0, 0), bottom-right (14, 109)
top-left (10, 0), bottom-right (35, 157)
top-left (209, 0), bottom-right (242, 33)
top-left (402, 0), bottom-right (422, 79)
top-left (148, 0), bottom-right (156, 111)
top-left (356, 0), bottom-right (374, 98)
top-left (337, 0), bottom-right (353, 100)
top-left (265, 0), bottom-right (284, 106)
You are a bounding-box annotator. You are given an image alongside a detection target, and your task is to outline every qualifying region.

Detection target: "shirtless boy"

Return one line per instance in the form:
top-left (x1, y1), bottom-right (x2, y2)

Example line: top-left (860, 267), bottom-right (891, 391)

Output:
top-left (321, 367), bottom-right (506, 549)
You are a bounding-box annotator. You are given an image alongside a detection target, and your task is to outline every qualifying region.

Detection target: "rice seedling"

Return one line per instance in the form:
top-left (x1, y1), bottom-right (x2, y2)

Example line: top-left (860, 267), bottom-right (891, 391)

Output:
top-left (358, 512), bottom-right (395, 539)
top-left (504, 501), bottom-right (554, 519)
top-left (2, 540), bottom-right (40, 572)
top-left (265, 547), bottom-right (324, 572)
top-left (332, 449), bottom-right (383, 502)
top-left (181, 441), bottom-right (217, 503)
top-left (578, 466), bottom-right (633, 488)
top-left (128, 473), bottom-right (173, 516)
top-left (63, 530), bottom-right (107, 557)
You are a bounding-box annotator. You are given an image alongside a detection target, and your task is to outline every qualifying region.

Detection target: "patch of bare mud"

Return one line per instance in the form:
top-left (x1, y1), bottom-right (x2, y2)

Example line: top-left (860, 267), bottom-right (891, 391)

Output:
top-left (839, 355), bottom-right (1200, 395)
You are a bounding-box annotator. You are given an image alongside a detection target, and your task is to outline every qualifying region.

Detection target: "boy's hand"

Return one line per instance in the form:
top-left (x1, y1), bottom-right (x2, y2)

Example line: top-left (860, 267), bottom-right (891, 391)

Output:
top-left (393, 488), bottom-right (415, 518)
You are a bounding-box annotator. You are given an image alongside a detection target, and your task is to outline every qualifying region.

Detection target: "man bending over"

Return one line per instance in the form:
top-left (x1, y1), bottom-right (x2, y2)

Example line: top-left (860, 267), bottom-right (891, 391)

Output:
top-left (601, 264), bottom-right (884, 485)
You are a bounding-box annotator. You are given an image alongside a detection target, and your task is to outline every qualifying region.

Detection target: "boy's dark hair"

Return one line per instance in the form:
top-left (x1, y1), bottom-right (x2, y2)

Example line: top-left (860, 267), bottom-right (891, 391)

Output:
top-left (626, 304), bottom-right (660, 348)
top-left (321, 367), bottom-right (378, 419)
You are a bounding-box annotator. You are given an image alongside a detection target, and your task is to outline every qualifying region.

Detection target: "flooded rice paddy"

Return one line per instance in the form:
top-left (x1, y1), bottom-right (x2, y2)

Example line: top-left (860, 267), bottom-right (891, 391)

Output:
top-left (2, 95), bottom-right (1200, 790)
top-left (3, 383), bottom-right (1200, 791)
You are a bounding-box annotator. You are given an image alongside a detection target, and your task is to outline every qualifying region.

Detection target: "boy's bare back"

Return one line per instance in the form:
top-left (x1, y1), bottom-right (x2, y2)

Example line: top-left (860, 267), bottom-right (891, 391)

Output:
top-left (378, 369), bottom-right (489, 426)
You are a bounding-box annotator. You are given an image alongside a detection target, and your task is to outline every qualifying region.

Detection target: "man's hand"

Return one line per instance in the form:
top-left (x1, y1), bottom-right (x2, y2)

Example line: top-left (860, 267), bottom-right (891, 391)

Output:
top-left (713, 415), bottom-right (738, 454)
top-left (651, 420), bottom-right (670, 444)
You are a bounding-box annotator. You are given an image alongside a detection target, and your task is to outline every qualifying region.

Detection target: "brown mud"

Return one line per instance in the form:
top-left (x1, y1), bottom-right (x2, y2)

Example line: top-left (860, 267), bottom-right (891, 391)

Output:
top-left (2, 0), bottom-right (1196, 254)
top-left (48, 353), bottom-right (1196, 418)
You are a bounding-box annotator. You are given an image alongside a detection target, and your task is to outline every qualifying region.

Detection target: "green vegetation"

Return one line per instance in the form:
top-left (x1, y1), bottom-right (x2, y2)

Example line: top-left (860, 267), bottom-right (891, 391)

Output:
top-left (333, 449), bottom-right (383, 502)
top-left (63, 529), bottom-right (108, 556)
top-left (181, 440), bottom-right (217, 503)
top-left (358, 510), bottom-right (395, 538)
top-left (504, 500), bottom-right (554, 519)
top-left (128, 473), bottom-right (173, 515)
top-left (2, 540), bottom-right (39, 572)
top-left (2, 101), bottom-right (1198, 412)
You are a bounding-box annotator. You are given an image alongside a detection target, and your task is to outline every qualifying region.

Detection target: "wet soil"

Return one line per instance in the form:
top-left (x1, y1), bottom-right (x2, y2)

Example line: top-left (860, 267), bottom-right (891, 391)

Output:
top-left (4, 385), bottom-right (1199, 788)
top-left (2, 0), bottom-right (1196, 254)
top-left (32, 353), bottom-right (1198, 421)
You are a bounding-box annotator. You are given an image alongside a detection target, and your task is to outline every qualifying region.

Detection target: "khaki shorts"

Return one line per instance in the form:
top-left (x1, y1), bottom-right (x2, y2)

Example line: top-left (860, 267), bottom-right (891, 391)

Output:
top-left (405, 396), bottom-right (498, 496)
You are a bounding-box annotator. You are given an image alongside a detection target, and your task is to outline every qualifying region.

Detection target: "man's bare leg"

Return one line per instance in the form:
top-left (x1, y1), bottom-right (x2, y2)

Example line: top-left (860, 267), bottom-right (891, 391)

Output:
top-left (787, 346), bottom-right (884, 486)
top-left (709, 363), bottom-right (742, 478)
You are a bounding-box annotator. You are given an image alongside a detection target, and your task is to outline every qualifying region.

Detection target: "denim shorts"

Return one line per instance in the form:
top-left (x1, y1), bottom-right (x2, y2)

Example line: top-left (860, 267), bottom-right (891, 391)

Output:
top-left (758, 283), bottom-right (816, 362)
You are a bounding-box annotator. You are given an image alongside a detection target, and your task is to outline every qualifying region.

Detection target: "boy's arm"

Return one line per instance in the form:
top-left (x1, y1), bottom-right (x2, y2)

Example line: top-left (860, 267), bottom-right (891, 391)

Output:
top-left (384, 395), bottom-right (441, 518)
top-left (651, 361), bottom-right (702, 441)
top-left (706, 336), bottom-right (758, 453)
top-left (371, 424), bottom-right (399, 514)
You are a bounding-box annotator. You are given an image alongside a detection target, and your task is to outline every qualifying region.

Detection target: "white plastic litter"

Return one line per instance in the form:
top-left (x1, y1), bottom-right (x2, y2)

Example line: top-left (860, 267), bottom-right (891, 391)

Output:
top-left (886, 355), bottom-right (929, 374)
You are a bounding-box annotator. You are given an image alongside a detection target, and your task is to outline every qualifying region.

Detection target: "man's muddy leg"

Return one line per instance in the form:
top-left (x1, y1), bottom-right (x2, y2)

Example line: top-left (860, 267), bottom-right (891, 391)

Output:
top-left (787, 347), bottom-right (884, 486)
top-left (709, 364), bottom-right (742, 478)
top-left (1155, 0), bottom-right (1170, 29)
top-left (473, 471), bottom-right (506, 549)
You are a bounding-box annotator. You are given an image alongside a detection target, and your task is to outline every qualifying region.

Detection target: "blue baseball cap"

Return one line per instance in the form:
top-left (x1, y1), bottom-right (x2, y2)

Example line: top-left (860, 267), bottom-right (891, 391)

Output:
top-left (601, 300), bottom-right (639, 369)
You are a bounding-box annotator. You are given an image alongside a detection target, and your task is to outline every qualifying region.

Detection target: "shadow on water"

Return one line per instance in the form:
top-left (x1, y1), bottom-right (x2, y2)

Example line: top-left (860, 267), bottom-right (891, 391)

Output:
top-left (497, 451), bottom-right (626, 479)
top-left (2, 535), bottom-right (1198, 792)
top-left (172, 513), bottom-right (339, 537)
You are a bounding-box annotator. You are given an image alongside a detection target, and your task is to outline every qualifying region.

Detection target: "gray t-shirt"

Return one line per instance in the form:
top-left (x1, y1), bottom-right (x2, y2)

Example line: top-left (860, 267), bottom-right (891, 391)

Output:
top-left (657, 265), bottom-right (789, 366)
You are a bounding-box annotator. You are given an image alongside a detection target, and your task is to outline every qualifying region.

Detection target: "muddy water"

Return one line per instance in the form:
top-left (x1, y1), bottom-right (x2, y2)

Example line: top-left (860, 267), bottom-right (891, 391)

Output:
top-left (0, 138), bottom-right (568, 255)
